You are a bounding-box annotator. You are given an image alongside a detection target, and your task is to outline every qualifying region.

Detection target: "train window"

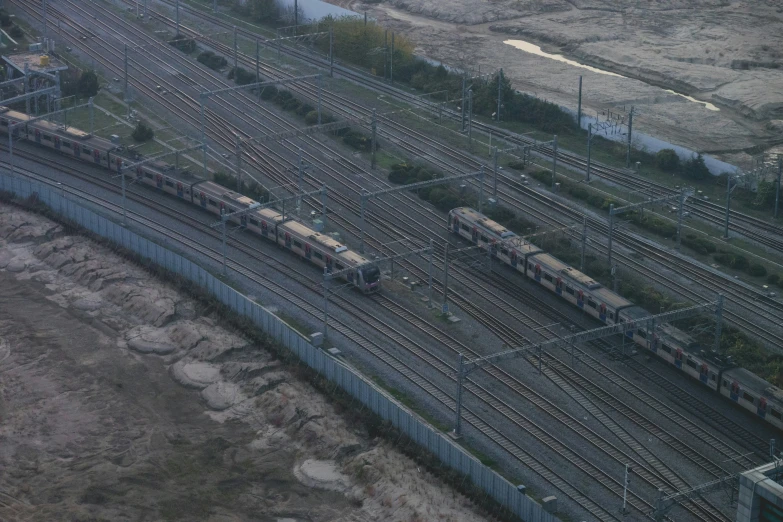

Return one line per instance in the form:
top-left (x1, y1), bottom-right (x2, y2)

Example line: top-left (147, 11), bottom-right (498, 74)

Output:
top-left (501, 248), bottom-right (509, 256)
top-left (461, 224), bottom-right (470, 232)
top-left (608, 311), bottom-right (615, 320)
top-left (293, 240), bottom-right (302, 249)
top-left (660, 344), bottom-right (672, 354)
top-left (43, 134), bottom-right (52, 141)
top-left (62, 141), bottom-right (71, 148)
top-left (528, 263), bottom-right (534, 270)
top-left (335, 262), bottom-right (344, 270)
top-left (743, 392), bottom-right (755, 403)
top-left (480, 235), bottom-right (488, 243)
top-left (772, 409), bottom-right (782, 420)
top-left (208, 199), bottom-right (217, 207)
top-left (587, 298), bottom-right (596, 309)
top-left (723, 379), bottom-right (729, 388)
top-left (543, 273), bottom-right (553, 283)
top-left (313, 252), bottom-right (323, 260)
top-left (686, 359), bottom-right (697, 369)
top-left (249, 218), bottom-right (259, 227)
top-left (165, 180), bottom-right (174, 187)
top-left (82, 146), bottom-right (90, 154)
top-left (711, 374), bottom-right (716, 381)
top-left (636, 329), bottom-right (647, 339)
top-left (565, 286), bottom-right (574, 295)
top-left (144, 173), bottom-right (154, 179)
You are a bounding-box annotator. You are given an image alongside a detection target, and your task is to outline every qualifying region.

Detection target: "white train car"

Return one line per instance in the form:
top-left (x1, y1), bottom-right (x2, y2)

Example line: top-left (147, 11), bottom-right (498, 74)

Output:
top-left (720, 368), bottom-right (783, 430)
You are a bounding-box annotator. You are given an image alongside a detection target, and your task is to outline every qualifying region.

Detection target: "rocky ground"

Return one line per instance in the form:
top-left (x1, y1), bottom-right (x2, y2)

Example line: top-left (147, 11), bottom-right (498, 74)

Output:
top-left (334, 0), bottom-right (783, 163)
top-left (0, 202), bottom-right (488, 522)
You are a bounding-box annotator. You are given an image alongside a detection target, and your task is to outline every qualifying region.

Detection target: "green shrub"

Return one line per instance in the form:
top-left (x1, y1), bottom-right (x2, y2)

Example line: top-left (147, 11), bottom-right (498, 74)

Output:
top-left (748, 264), bottom-right (768, 277)
top-left (304, 110), bottom-right (320, 125)
top-left (131, 121), bottom-right (154, 142)
top-left (259, 85), bottom-right (278, 100)
top-left (77, 70), bottom-right (100, 97)
top-left (8, 24), bottom-right (22, 39)
top-left (682, 153), bottom-right (711, 180)
top-left (655, 149), bottom-right (680, 172)
top-left (714, 251), bottom-right (749, 270)
top-left (342, 131), bottom-right (374, 152)
top-left (682, 234), bottom-right (717, 255)
top-left (0, 10), bottom-right (11, 27)
top-left (170, 37), bottom-right (197, 54)
top-left (229, 67), bottom-right (256, 85)
top-left (197, 51), bottom-right (227, 70)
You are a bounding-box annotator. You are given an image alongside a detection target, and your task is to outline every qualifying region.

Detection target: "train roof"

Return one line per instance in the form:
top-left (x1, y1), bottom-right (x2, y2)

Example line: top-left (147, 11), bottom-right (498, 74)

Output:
top-left (723, 367), bottom-right (783, 403)
top-left (280, 219), bottom-right (370, 264)
top-left (32, 118), bottom-right (93, 141)
top-left (529, 252), bottom-right (603, 290)
top-left (451, 207), bottom-right (516, 239)
top-left (0, 106), bottom-right (30, 122)
top-left (592, 286), bottom-right (635, 309)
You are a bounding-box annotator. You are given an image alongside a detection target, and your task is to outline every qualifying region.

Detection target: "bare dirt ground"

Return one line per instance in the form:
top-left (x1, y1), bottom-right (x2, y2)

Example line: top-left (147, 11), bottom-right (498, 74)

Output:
top-left (0, 202), bottom-right (488, 522)
top-left (334, 0), bottom-right (783, 162)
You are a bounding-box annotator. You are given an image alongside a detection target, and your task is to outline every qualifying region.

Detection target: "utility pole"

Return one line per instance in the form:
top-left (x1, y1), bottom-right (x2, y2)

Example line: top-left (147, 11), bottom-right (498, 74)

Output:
top-left (626, 106), bottom-right (634, 168)
top-left (329, 27), bottom-right (334, 77)
top-left (551, 135), bottom-right (558, 189)
top-left (586, 123), bottom-right (593, 182)
top-left (175, 0), bottom-right (180, 35)
top-left (317, 74), bottom-right (322, 125)
top-left (622, 464), bottom-right (630, 515)
top-left (255, 39), bottom-right (260, 95)
top-left (467, 89), bottom-right (473, 151)
top-left (428, 238), bottom-right (434, 308)
top-left (235, 134), bottom-right (242, 192)
top-left (492, 147), bottom-right (499, 199)
top-left (233, 26), bottom-right (238, 74)
top-left (460, 75), bottom-right (467, 132)
top-left (453, 353), bottom-right (464, 438)
top-left (776, 156), bottom-right (782, 219)
top-left (371, 108), bottom-right (377, 169)
top-left (442, 244), bottom-right (450, 314)
top-left (323, 267), bottom-right (329, 338)
top-left (714, 294), bottom-right (724, 352)
top-left (42, 0), bottom-right (47, 40)
top-left (384, 30), bottom-right (388, 81)
top-left (496, 68), bottom-right (503, 122)
top-left (608, 203), bottom-right (615, 267)
top-left (294, 0), bottom-right (298, 33)
top-left (577, 75), bottom-right (582, 128)
top-left (213, 0), bottom-right (216, 14)
top-left (123, 44), bottom-right (129, 117)
top-left (676, 189), bottom-right (685, 251)
top-left (724, 173), bottom-right (733, 239)
top-left (580, 217), bottom-right (587, 271)
top-left (390, 32), bottom-right (395, 84)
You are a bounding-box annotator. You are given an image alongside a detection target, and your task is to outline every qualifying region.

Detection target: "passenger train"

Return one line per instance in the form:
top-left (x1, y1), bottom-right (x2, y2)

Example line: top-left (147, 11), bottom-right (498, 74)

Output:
top-left (0, 107), bottom-right (381, 293)
top-left (448, 207), bottom-right (783, 431)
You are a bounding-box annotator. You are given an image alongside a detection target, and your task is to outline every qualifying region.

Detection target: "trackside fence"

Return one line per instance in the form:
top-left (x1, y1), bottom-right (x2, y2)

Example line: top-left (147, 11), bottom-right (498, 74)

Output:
top-left (0, 171), bottom-right (558, 522)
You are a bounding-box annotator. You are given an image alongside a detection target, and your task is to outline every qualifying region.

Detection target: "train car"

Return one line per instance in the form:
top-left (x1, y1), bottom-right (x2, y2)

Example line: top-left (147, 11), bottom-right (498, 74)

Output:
top-left (720, 368), bottom-right (783, 430)
top-left (0, 106), bottom-right (30, 139)
top-left (277, 218), bottom-right (380, 293)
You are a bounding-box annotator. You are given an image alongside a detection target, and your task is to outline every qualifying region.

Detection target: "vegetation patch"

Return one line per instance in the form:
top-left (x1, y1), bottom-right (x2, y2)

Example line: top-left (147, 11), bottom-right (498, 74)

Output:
top-left (197, 50), bottom-right (228, 71)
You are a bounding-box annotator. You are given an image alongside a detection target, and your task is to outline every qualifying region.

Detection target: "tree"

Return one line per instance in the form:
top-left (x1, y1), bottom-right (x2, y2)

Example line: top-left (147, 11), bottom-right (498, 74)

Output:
top-left (8, 24), bottom-right (23, 39)
top-left (77, 71), bottom-right (100, 98)
top-left (655, 149), bottom-right (680, 172)
top-left (132, 121), bottom-right (154, 142)
top-left (0, 10), bottom-right (12, 27)
top-left (682, 153), bottom-right (711, 180)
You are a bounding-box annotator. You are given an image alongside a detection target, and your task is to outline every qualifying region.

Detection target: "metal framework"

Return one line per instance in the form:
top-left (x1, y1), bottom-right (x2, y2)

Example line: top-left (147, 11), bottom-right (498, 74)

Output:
top-left (585, 120), bottom-right (615, 182)
top-left (653, 475), bottom-right (737, 520)
top-left (451, 298), bottom-right (721, 436)
top-left (491, 136), bottom-right (558, 197)
top-left (359, 168), bottom-right (485, 253)
top-left (608, 188), bottom-right (694, 266)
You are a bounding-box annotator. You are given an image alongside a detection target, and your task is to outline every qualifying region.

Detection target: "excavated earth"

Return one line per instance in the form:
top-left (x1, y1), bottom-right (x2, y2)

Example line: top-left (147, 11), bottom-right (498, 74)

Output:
top-left (333, 0), bottom-right (783, 163)
top-left (0, 202), bottom-right (488, 522)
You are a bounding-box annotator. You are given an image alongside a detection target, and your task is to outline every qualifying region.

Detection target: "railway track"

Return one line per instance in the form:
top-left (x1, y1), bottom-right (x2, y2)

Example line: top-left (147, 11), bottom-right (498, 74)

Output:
top-left (149, 0), bottom-right (783, 253)
top-left (123, 0), bottom-right (783, 349)
top-left (10, 4), bottom-right (772, 516)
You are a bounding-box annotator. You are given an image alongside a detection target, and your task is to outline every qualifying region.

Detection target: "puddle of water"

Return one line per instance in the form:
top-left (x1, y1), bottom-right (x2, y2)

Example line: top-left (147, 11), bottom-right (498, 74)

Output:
top-left (504, 39), bottom-right (719, 112)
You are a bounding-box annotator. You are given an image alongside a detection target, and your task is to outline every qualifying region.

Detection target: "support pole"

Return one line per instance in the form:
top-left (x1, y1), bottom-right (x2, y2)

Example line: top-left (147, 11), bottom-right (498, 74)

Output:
top-left (24, 64), bottom-right (30, 115)
top-left (586, 123), bottom-right (593, 182)
top-left (607, 204), bottom-right (615, 267)
top-left (626, 106), bottom-right (634, 168)
top-left (235, 134), bottom-right (242, 192)
top-left (8, 123), bottom-right (13, 177)
top-left (580, 217), bottom-right (587, 271)
top-left (428, 238), bottom-right (433, 308)
top-left (233, 26), bottom-right (238, 75)
top-left (776, 156), bottom-right (782, 219)
top-left (577, 75), bottom-right (582, 127)
top-left (359, 194), bottom-right (366, 254)
top-left (551, 134), bottom-right (558, 189)
top-left (175, 0), bottom-right (180, 35)
top-left (622, 464), bottom-right (630, 515)
top-left (724, 173), bottom-right (731, 239)
top-left (460, 75), bottom-right (466, 132)
top-left (121, 171), bottom-right (127, 225)
top-left (213, 0), bottom-right (216, 14)
top-left (492, 147), bottom-right (499, 199)
top-left (221, 217), bottom-right (227, 275)
top-left (255, 39), bottom-right (260, 98)
top-left (294, 0), bottom-right (298, 33)
top-left (124, 44), bottom-right (129, 112)
top-left (200, 98), bottom-right (207, 176)
top-left (323, 267), bottom-right (328, 339)
top-left (329, 27), bottom-right (334, 78)
top-left (714, 294), bottom-right (724, 352)
top-left (384, 30), bottom-right (388, 81)
top-left (442, 243), bottom-right (450, 314)
top-left (496, 68), bottom-right (503, 122)
top-left (297, 148), bottom-right (304, 214)
top-left (320, 185), bottom-right (327, 229)
top-left (390, 32), bottom-right (394, 84)
top-left (371, 108), bottom-right (377, 169)
top-left (88, 96), bottom-right (94, 136)
top-left (478, 166), bottom-right (484, 215)
top-left (467, 89), bottom-right (473, 151)
top-left (676, 189), bottom-right (685, 251)
top-left (453, 353), bottom-right (464, 437)
top-left (42, 0), bottom-right (47, 39)
top-left (317, 74), bottom-right (322, 125)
